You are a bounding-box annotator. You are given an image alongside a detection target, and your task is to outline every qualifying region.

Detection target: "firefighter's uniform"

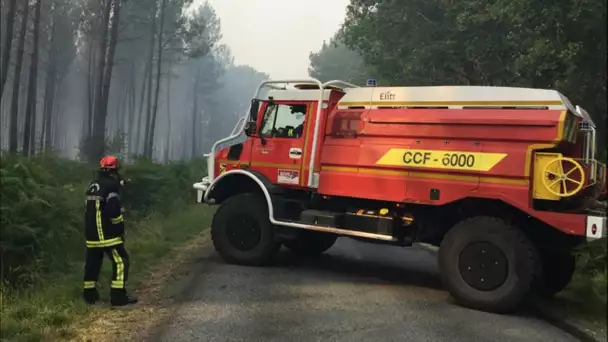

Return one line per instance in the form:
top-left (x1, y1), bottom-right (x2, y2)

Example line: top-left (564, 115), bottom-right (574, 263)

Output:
top-left (83, 156), bottom-right (137, 306)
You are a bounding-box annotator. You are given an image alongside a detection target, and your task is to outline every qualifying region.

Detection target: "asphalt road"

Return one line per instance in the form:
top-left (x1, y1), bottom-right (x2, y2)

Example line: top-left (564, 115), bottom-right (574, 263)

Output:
top-left (152, 238), bottom-right (579, 342)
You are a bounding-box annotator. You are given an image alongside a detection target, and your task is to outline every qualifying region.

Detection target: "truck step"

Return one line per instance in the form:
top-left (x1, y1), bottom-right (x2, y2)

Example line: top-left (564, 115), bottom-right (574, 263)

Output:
top-left (300, 209), bottom-right (343, 226)
top-left (294, 209), bottom-right (410, 243)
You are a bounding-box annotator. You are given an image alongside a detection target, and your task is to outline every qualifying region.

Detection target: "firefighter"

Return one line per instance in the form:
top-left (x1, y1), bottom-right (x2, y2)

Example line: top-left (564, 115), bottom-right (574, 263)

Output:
top-left (82, 155), bottom-right (137, 306)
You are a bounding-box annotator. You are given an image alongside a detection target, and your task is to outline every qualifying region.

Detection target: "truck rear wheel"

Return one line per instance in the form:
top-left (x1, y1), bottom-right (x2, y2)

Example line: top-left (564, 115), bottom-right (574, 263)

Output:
top-left (283, 231), bottom-right (338, 256)
top-left (538, 252), bottom-right (575, 296)
top-left (211, 192), bottom-right (280, 266)
top-left (438, 216), bottom-right (541, 313)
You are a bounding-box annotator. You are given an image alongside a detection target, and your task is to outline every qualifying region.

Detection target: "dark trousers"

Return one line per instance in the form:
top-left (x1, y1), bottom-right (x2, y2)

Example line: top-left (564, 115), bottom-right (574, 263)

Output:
top-left (83, 244), bottom-right (130, 291)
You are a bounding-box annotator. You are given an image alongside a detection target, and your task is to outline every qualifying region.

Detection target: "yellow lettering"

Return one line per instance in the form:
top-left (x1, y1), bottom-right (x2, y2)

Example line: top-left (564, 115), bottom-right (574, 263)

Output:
top-left (376, 149), bottom-right (507, 172)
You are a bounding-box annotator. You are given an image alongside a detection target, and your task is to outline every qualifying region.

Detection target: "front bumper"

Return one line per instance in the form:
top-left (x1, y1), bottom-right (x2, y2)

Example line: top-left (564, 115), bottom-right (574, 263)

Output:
top-left (193, 176), bottom-right (211, 203)
top-left (586, 215), bottom-right (607, 241)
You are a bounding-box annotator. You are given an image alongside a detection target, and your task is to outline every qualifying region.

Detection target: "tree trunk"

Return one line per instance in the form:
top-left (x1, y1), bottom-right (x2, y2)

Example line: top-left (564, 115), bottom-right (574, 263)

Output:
top-left (143, 0), bottom-right (158, 158)
top-left (113, 81), bottom-right (127, 134)
top-left (163, 61), bottom-right (172, 163)
top-left (89, 0), bottom-right (112, 160)
top-left (0, 0), bottom-right (18, 97)
top-left (18, 70), bottom-right (27, 142)
top-left (85, 39), bottom-right (96, 139)
top-left (8, 0), bottom-right (29, 153)
top-left (126, 60), bottom-right (137, 156)
top-left (122, 70), bottom-right (133, 133)
top-left (94, 0), bottom-right (122, 158)
top-left (146, 0), bottom-right (167, 160)
top-left (133, 59), bottom-right (149, 155)
top-left (181, 124), bottom-right (188, 160)
top-left (51, 93), bottom-right (59, 149)
top-left (191, 70), bottom-right (200, 159)
top-left (41, 70), bottom-right (56, 151)
top-left (142, 59), bottom-right (154, 156)
top-left (42, 18), bottom-right (57, 151)
top-left (22, 0), bottom-right (43, 157)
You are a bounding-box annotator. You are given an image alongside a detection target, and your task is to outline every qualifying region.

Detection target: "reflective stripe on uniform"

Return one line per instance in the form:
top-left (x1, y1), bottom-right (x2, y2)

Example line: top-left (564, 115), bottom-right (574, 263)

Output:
top-left (86, 192), bottom-right (120, 202)
top-left (107, 192), bottom-right (120, 201)
top-left (111, 249), bottom-right (125, 289)
top-left (86, 195), bottom-right (105, 201)
top-left (84, 281), bottom-right (96, 289)
top-left (110, 215), bottom-right (124, 224)
top-left (86, 237), bottom-right (123, 248)
top-left (111, 280), bottom-right (124, 289)
top-left (95, 200), bottom-right (104, 240)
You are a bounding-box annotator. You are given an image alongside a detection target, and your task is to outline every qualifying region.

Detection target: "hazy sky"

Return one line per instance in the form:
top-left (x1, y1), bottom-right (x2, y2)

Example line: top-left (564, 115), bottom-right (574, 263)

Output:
top-left (199, 0), bottom-right (351, 79)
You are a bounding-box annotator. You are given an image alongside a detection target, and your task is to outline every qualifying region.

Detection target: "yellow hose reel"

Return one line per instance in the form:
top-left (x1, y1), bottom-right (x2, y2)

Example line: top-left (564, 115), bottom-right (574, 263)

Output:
top-left (541, 157), bottom-right (585, 197)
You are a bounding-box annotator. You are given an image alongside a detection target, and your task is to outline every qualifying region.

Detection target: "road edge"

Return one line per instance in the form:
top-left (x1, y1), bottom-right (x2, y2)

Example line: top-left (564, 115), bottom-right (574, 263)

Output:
top-left (529, 305), bottom-right (602, 342)
top-left (415, 243), bottom-right (602, 342)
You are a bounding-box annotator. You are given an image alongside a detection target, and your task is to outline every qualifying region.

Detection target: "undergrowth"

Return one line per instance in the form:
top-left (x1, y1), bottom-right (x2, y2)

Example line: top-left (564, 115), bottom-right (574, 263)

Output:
top-left (0, 205), bottom-right (214, 342)
top-left (561, 240), bottom-right (608, 323)
top-left (0, 153), bottom-right (206, 288)
top-left (0, 153), bottom-right (210, 341)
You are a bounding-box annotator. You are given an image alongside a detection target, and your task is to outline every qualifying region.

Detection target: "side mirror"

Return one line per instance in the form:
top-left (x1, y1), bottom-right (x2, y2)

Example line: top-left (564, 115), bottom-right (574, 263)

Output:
top-left (249, 99), bottom-right (260, 121)
top-left (244, 121), bottom-right (257, 136)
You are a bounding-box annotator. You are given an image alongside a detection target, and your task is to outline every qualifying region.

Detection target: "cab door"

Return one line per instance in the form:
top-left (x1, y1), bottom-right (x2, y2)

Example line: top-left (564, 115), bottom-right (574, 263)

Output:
top-left (249, 101), bottom-right (310, 188)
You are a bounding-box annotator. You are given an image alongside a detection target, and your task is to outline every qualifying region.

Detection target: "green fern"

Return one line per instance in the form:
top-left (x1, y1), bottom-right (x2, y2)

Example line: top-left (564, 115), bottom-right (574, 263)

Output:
top-left (0, 154), bottom-right (207, 287)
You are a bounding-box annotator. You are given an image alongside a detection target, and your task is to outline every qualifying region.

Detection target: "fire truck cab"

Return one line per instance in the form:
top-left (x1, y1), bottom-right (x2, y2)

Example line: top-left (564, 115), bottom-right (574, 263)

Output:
top-left (193, 78), bottom-right (607, 313)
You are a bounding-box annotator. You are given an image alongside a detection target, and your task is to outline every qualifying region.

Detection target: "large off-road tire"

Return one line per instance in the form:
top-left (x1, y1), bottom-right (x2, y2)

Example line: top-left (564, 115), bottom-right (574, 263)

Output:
top-left (283, 230), bottom-right (338, 256)
top-left (438, 216), bottom-right (541, 313)
top-left (211, 192), bottom-right (280, 266)
top-left (538, 252), bottom-right (576, 297)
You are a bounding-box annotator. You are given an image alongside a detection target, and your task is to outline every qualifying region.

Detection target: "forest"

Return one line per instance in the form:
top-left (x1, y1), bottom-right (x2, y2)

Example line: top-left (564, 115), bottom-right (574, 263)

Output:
top-left (0, 0), bottom-right (269, 161)
top-left (0, 1), bottom-right (267, 339)
top-left (309, 0), bottom-right (607, 159)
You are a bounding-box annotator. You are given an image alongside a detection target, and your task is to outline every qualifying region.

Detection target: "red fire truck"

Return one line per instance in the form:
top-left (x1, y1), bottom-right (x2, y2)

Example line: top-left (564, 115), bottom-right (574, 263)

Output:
top-left (193, 79), bottom-right (607, 313)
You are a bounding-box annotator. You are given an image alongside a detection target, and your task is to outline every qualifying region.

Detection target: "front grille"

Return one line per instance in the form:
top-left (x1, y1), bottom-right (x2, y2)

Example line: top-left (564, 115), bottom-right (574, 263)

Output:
top-left (579, 122), bottom-right (592, 130)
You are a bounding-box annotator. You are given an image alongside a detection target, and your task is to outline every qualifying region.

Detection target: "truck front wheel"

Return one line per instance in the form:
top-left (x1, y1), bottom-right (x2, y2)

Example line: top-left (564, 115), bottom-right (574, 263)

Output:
top-left (283, 231), bottom-right (338, 256)
top-left (438, 216), bottom-right (541, 313)
top-left (211, 192), bottom-right (280, 266)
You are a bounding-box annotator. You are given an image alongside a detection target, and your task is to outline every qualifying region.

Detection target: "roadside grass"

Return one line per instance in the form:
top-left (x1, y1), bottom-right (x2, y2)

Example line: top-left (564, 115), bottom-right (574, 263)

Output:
top-left (539, 240), bottom-right (607, 339)
top-left (0, 204), bottom-right (215, 342)
top-left (565, 241), bottom-right (607, 318)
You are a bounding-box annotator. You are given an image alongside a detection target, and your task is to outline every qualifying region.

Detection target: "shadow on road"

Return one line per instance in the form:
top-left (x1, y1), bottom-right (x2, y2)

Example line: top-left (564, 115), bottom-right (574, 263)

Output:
top-left (186, 238), bottom-right (539, 317)
top-left (180, 237), bottom-right (445, 303)
top-left (270, 241), bottom-right (444, 292)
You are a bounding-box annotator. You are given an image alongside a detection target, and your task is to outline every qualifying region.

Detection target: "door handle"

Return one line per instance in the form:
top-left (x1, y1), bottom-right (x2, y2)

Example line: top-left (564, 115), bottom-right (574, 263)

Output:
top-left (289, 148), bottom-right (303, 159)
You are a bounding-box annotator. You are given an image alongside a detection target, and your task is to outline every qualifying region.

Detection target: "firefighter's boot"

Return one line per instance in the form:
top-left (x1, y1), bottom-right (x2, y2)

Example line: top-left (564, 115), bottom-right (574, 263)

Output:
top-left (110, 289), bottom-right (138, 306)
top-left (83, 288), bottom-right (100, 304)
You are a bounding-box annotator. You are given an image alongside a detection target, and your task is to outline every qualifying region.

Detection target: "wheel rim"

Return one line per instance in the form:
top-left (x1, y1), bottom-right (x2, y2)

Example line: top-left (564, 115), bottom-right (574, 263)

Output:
top-left (226, 214), bottom-right (262, 251)
top-left (458, 241), bottom-right (508, 291)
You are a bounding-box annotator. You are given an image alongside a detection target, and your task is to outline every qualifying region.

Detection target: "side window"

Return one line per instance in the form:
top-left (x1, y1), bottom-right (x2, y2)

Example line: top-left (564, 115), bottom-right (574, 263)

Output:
top-left (330, 111), bottom-right (362, 138)
top-left (260, 104), bottom-right (278, 136)
top-left (260, 103), bottom-right (307, 138)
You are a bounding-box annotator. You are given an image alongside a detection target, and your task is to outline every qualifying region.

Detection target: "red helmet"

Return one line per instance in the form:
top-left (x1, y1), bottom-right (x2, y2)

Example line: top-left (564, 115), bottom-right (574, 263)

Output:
top-left (100, 155), bottom-right (120, 170)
